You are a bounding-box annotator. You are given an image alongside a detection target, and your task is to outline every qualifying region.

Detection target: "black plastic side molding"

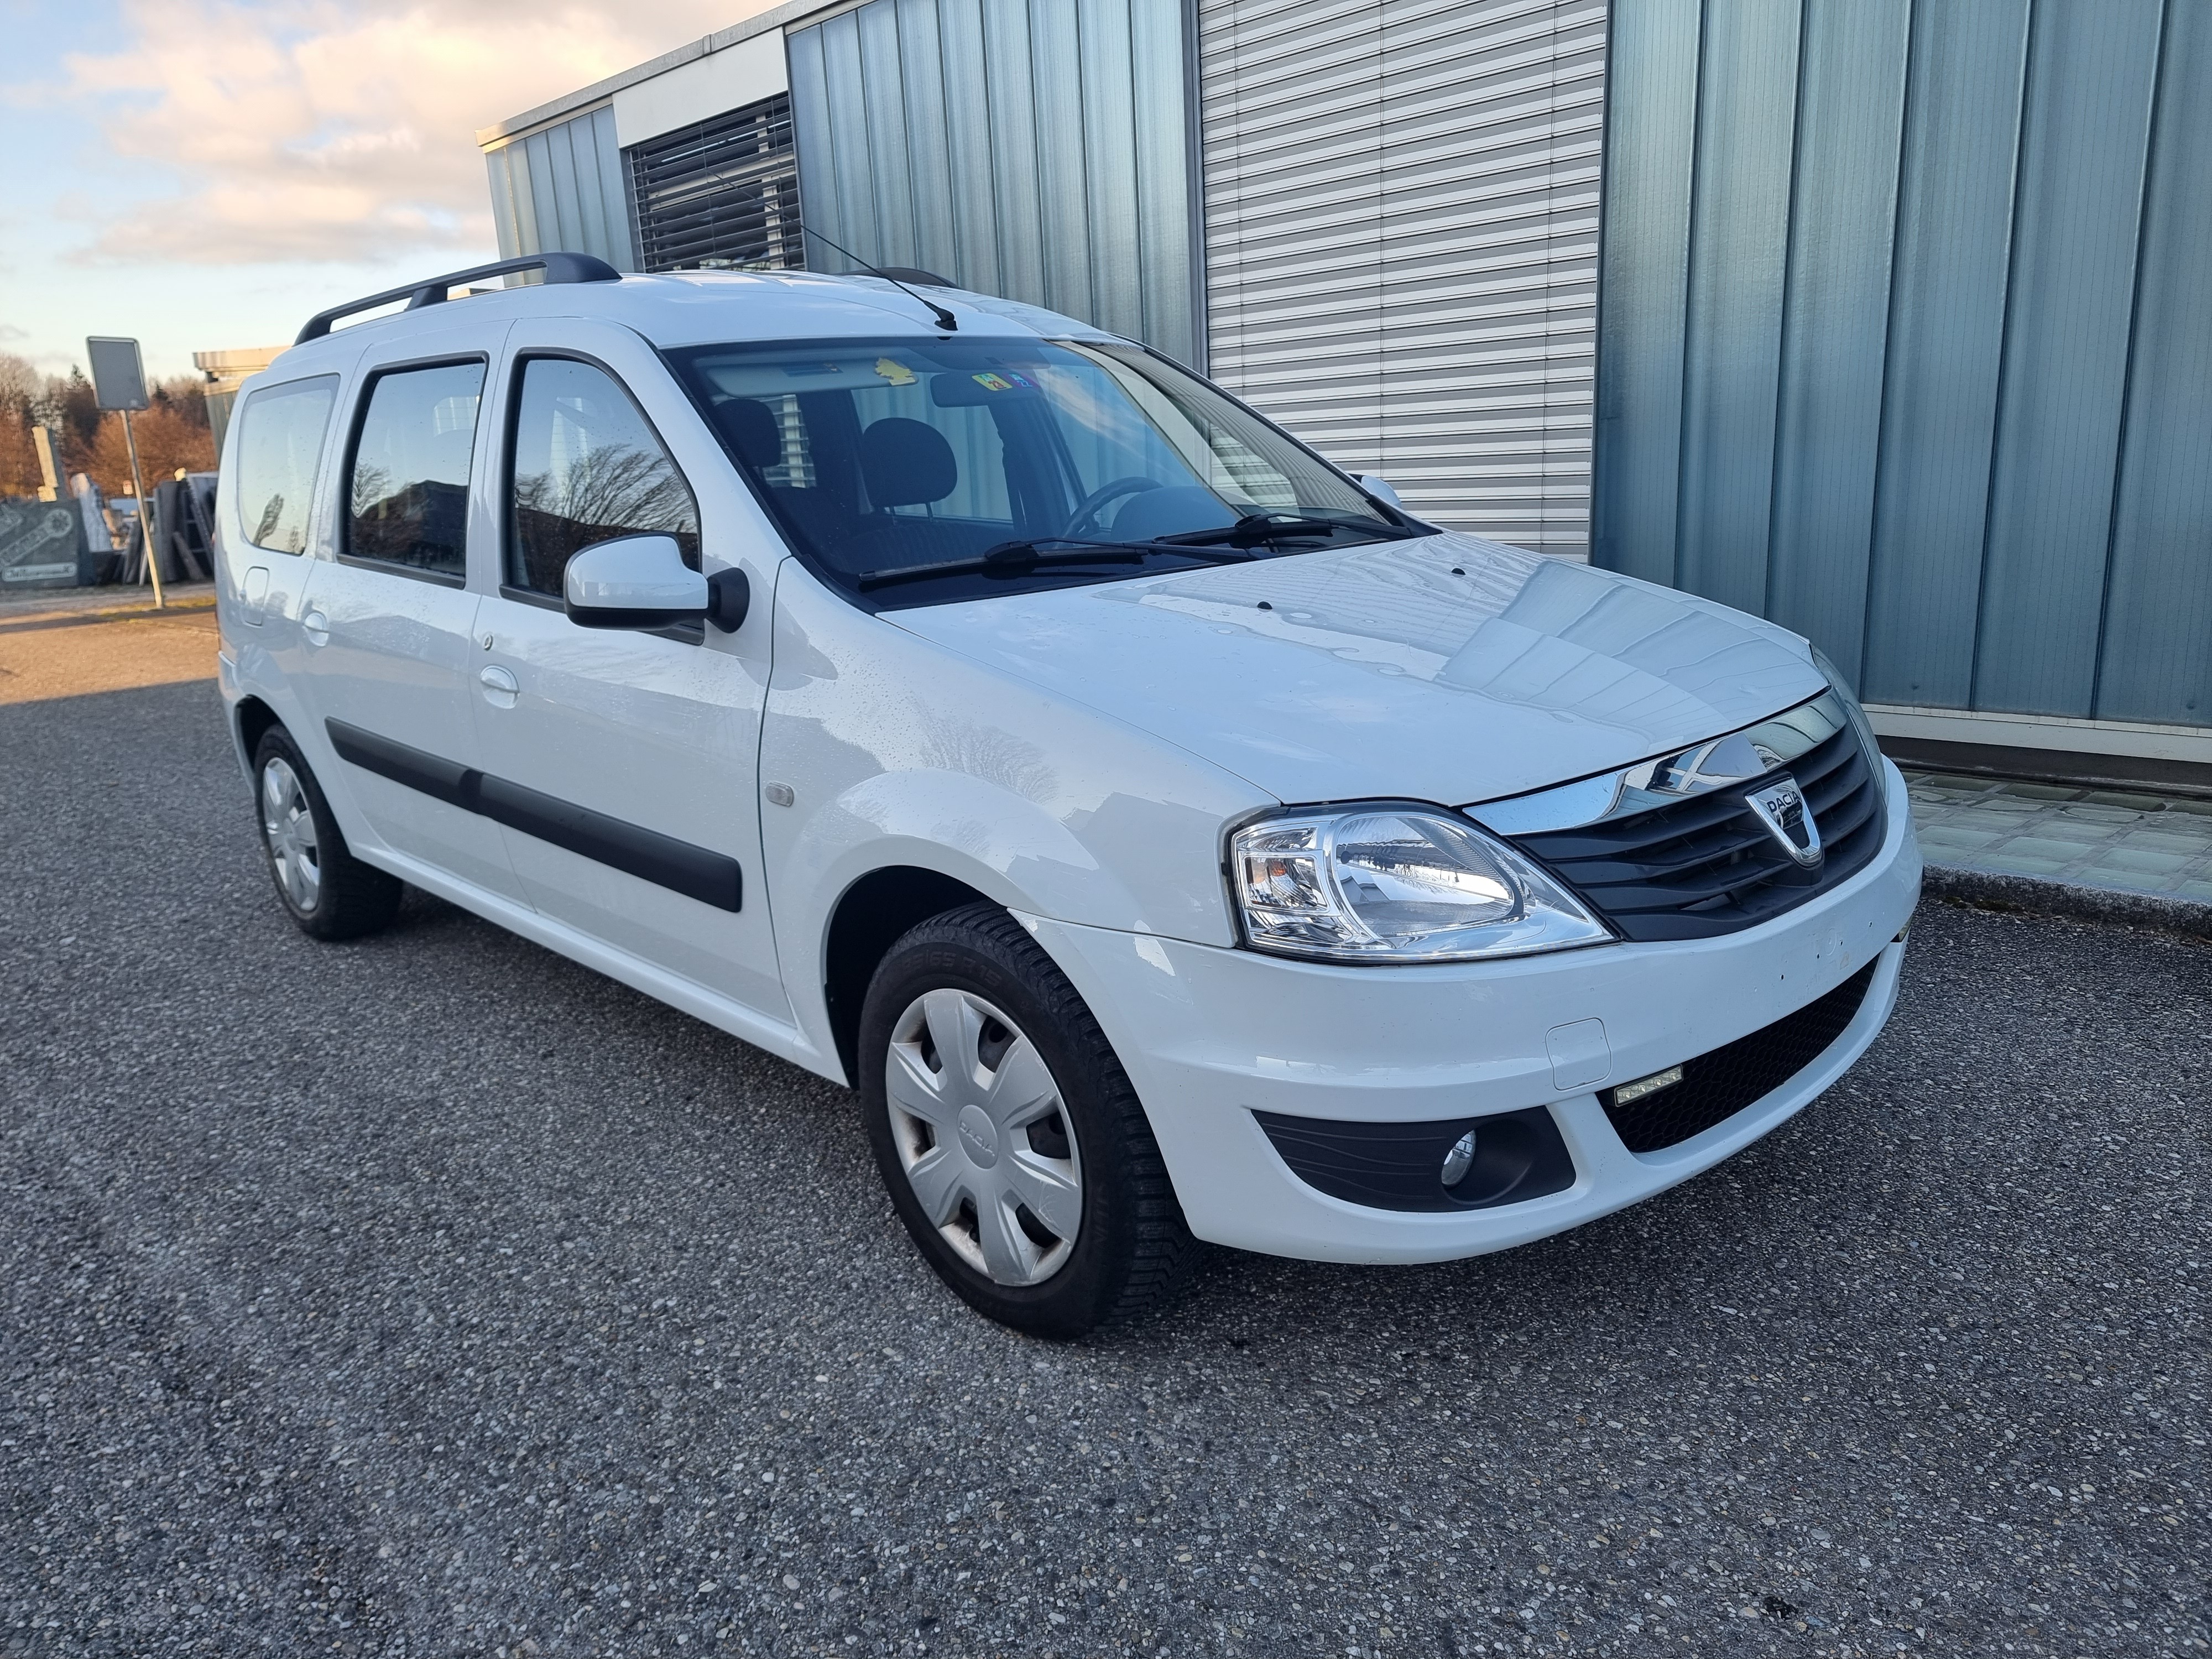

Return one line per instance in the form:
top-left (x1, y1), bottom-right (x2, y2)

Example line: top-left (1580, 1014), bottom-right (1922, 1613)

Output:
top-left (325, 719), bottom-right (741, 912)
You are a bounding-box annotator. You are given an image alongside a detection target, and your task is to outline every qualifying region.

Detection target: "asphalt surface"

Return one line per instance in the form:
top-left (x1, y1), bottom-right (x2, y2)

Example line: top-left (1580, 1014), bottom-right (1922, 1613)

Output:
top-left (2, 669), bottom-right (2206, 1659)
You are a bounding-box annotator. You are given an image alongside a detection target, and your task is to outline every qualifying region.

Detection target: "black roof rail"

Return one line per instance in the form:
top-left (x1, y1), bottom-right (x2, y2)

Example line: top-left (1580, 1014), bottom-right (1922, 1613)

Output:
top-left (294, 252), bottom-right (622, 345)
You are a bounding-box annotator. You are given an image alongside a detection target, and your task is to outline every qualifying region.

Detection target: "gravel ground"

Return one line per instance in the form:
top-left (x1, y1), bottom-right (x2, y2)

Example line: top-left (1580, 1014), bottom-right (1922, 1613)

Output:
top-left (2, 674), bottom-right (2206, 1659)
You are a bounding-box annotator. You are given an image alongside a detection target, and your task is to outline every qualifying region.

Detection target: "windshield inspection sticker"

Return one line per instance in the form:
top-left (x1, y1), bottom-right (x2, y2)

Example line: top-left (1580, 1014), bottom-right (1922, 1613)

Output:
top-left (969, 371), bottom-right (1036, 393)
top-left (874, 358), bottom-right (918, 386)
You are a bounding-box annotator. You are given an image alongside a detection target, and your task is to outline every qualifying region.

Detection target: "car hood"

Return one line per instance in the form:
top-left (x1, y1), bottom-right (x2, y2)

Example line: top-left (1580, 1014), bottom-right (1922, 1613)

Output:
top-left (887, 532), bottom-right (1827, 807)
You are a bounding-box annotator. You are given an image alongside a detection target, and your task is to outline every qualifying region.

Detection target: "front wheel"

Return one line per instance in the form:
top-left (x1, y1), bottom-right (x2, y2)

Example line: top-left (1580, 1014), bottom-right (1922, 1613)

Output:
top-left (859, 904), bottom-right (1200, 1337)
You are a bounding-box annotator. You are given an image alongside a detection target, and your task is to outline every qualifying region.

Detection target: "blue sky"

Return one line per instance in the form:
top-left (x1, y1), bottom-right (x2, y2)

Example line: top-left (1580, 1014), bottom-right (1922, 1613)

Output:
top-left (1, 0), bottom-right (749, 383)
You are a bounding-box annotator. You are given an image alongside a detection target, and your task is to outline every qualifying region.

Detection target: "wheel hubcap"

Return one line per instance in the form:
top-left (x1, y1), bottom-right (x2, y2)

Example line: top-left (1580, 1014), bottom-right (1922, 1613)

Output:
top-left (259, 757), bottom-right (321, 912)
top-left (885, 988), bottom-right (1082, 1287)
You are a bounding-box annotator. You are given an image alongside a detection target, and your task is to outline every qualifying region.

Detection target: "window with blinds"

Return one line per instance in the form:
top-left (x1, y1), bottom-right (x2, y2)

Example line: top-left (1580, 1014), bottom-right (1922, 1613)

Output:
top-left (628, 93), bottom-right (805, 274)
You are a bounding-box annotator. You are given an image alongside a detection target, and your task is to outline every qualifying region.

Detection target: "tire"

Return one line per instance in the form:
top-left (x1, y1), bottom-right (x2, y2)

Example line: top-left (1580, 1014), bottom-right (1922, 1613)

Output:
top-left (251, 725), bottom-right (402, 941)
top-left (859, 904), bottom-right (1202, 1338)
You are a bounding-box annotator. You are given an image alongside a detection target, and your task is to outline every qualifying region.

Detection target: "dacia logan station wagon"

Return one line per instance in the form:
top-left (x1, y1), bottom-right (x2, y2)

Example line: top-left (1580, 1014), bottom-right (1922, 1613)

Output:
top-left (216, 252), bottom-right (1921, 1337)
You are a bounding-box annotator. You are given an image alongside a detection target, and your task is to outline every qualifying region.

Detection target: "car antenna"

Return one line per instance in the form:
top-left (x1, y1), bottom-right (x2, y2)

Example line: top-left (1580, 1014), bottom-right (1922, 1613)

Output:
top-left (801, 225), bottom-right (958, 332)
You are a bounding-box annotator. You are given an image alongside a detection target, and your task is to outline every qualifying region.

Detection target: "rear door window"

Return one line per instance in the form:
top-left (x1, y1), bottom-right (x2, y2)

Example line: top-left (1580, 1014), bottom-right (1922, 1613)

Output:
top-left (344, 361), bottom-right (486, 580)
top-left (233, 375), bottom-right (338, 554)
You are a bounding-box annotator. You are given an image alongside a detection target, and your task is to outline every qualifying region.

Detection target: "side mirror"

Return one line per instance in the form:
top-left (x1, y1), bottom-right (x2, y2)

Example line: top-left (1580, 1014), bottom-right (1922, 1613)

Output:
top-left (1353, 473), bottom-right (1405, 511)
top-left (564, 534), bottom-right (707, 629)
top-left (562, 534), bottom-right (750, 633)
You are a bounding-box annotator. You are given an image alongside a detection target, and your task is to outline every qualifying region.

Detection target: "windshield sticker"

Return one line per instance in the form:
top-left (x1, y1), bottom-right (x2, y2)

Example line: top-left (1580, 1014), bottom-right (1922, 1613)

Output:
top-left (969, 372), bottom-right (1037, 393)
top-left (873, 357), bottom-right (918, 386)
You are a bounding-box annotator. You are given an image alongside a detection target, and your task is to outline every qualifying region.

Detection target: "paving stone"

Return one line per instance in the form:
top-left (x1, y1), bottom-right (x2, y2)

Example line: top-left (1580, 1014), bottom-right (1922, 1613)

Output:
top-left (1905, 766), bottom-right (2212, 919)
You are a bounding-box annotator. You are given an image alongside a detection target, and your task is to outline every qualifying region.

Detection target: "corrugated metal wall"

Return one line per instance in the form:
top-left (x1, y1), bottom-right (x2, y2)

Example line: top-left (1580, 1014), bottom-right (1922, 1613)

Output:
top-left (1198, 0), bottom-right (1607, 557)
top-left (484, 106), bottom-right (637, 273)
top-left (1595, 0), bottom-right (2212, 729)
top-left (785, 0), bottom-right (1201, 365)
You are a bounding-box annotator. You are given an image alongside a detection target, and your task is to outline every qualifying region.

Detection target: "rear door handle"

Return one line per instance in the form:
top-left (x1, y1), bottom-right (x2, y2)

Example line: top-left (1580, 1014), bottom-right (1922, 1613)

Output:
top-left (301, 607), bottom-right (329, 644)
top-left (478, 665), bottom-right (519, 708)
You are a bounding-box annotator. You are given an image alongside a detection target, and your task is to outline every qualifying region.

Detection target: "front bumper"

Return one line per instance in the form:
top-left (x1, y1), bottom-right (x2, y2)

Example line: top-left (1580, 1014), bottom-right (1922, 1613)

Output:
top-left (1025, 759), bottom-right (1922, 1263)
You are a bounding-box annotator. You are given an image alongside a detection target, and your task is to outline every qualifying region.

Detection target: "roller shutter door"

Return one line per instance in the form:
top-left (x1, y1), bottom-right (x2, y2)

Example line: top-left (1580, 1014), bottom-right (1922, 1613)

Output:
top-left (1198, 0), bottom-right (1604, 557)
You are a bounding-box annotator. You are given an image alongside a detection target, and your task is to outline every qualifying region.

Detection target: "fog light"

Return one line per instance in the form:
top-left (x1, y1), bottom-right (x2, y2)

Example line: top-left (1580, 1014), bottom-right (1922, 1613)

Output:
top-left (1611, 1064), bottom-right (1684, 1107)
top-left (1440, 1129), bottom-right (1479, 1187)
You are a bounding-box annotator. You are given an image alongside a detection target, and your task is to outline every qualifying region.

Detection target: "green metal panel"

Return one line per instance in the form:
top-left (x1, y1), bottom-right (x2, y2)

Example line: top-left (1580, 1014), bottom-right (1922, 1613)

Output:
top-left (1765, 0), bottom-right (1911, 686)
top-left (1861, 0), bottom-right (2031, 708)
top-left (1674, 0), bottom-right (1800, 619)
top-left (1596, 0), bottom-right (2211, 732)
top-left (2094, 0), bottom-right (2212, 727)
top-left (1973, 0), bottom-right (2163, 716)
top-left (787, 0), bottom-right (1198, 361)
top-left (1591, 0), bottom-right (1702, 588)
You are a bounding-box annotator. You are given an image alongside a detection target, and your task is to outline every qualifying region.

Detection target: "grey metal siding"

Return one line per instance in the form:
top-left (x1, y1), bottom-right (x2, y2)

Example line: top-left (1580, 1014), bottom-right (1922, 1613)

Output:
top-left (1595, 0), bottom-right (2212, 729)
top-left (485, 105), bottom-right (635, 272)
top-left (785, 0), bottom-right (1199, 363)
top-left (1198, 0), bottom-right (1608, 557)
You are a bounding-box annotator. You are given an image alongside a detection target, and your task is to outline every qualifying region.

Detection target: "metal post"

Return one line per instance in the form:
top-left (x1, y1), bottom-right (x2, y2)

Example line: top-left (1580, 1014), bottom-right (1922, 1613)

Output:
top-left (120, 408), bottom-right (163, 609)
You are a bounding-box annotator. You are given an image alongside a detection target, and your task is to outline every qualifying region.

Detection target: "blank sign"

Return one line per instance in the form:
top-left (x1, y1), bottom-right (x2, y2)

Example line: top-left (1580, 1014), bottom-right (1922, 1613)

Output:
top-left (86, 336), bottom-right (148, 412)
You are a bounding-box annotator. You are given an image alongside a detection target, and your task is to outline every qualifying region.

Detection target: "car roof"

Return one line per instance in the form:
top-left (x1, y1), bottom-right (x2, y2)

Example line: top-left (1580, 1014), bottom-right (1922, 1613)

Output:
top-left (259, 269), bottom-right (1117, 381)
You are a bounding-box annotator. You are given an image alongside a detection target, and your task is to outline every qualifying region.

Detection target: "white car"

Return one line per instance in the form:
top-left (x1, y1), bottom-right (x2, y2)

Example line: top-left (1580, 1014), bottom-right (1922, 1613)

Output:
top-left (215, 253), bottom-right (1921, 1337)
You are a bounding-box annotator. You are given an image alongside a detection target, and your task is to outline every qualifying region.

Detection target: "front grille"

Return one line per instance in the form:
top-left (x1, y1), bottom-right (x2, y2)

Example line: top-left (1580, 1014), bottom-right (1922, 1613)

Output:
top-left (1600, 960), bottom-right (1880, 1153)
top-left (1510, 723), bottom-right (1884, 941)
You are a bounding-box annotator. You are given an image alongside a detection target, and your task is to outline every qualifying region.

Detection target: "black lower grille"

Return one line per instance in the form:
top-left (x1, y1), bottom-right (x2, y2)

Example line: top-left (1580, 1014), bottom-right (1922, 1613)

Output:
top-left (1254, 1104), bottom-right (1574, 1213)
top-left (1600, 960), bottom-right (1881, 1154)
top-left (1511, 724), bottom-right (1884, 940)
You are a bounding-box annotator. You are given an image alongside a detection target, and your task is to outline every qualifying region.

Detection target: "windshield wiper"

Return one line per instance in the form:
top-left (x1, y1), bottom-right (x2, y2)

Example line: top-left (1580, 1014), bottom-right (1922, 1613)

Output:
top-left (854, 536), bottom-right (1253, 591)
top-left (1156, 512), bottom-right (1416, 548)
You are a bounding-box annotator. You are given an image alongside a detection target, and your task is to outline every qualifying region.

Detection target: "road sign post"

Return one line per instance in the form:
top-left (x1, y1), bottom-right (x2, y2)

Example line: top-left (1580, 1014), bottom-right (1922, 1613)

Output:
top-left (86, 335), bottom-right (161, 609)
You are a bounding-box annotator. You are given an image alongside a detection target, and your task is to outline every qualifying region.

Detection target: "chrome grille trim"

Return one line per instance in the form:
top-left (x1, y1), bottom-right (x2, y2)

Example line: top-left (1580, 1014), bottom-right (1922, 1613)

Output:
top-left (1463, 690), bottom-right (1849, 837)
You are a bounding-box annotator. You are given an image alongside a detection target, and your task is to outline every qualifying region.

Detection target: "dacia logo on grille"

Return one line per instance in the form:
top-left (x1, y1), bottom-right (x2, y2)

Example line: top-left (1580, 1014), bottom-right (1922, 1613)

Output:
top-left (1746, 775), bottom-right (1824, 868)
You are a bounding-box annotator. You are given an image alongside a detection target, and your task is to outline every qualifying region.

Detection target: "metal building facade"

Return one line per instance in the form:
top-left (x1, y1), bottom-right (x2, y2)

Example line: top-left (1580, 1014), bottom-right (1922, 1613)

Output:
top-left (484, 105), bottom-right (635, 273)
top-left (481, 0), bottom-right (2212, 759)
top-left (1199, 0), bottom-right (1605, 557)
top-left (785, 0), bottom-right (1202, 367)
top-left (1595, 0), bottom-right (2212, 735)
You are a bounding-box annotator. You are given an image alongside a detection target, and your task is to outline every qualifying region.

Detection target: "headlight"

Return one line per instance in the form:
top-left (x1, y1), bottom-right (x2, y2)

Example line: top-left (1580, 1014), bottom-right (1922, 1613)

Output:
top-left (1229, 805), bottom-right (1613, 963)
top-left (1809, 646), bottom-right (1888, 811)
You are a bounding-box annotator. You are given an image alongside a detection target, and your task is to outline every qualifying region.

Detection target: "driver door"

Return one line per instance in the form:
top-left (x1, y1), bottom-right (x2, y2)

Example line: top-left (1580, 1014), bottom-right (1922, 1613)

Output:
top-left (467, 320), bottom-right (789, 1021)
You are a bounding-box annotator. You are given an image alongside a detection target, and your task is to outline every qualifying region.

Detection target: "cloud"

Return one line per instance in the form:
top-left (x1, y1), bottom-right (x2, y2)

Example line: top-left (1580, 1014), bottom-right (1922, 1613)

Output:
top-left (35, 0), bottom-right (758, 266)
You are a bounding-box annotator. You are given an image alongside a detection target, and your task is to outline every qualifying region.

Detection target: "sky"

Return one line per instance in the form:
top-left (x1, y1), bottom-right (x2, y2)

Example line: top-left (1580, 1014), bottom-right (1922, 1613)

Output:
top-left (0, 0), bottom-right (778, 384)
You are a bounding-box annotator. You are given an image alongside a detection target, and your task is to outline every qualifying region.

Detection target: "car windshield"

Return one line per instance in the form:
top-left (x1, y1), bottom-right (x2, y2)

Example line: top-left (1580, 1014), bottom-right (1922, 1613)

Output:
top-left (665, 336), bottom-right (1425, 607)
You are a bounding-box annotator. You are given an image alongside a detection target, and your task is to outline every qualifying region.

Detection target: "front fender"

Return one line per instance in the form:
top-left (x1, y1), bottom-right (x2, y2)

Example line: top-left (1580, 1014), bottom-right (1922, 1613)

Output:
top-left (785, 764), bottom-right (1147, 953)
top-left (760, 563), bottom-right (1274, 1073)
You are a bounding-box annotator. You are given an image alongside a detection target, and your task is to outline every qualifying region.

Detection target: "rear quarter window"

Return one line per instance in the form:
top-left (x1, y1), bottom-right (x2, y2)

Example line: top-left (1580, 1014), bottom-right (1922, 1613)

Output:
top-left (232, 375), bottom-right (339, 554)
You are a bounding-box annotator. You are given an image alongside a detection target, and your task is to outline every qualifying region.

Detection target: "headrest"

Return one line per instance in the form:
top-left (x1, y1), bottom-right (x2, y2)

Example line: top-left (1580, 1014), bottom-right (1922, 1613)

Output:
top-left (711, 398), bottom-right (782, 470)
top-left (860, 418), bottom-right (957, 508)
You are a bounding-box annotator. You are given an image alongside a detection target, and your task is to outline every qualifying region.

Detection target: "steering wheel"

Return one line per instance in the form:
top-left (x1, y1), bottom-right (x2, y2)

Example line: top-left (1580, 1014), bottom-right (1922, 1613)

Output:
top-left (1061, 476), bottom-right (1164, 540)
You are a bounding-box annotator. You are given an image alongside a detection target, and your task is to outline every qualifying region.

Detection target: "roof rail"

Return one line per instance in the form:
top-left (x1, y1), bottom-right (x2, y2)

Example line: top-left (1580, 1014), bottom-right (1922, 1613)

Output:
top-left (294, 252), bottom-right (622, 345)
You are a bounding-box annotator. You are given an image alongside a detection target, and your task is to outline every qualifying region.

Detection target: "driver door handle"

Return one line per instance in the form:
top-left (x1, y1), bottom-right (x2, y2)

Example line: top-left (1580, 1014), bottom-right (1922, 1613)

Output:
top-left (478, 665), bottom-right (520, 708)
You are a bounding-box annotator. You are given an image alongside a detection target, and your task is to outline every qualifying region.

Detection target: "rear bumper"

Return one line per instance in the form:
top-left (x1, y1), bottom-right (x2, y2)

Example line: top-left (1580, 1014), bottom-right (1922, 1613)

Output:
top-left (1025, 760), bottom-right (1922, 1263)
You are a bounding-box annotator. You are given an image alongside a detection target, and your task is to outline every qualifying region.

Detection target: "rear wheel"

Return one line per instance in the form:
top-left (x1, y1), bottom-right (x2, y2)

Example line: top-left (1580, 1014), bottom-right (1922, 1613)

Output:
top-left (252, 726), bottom-right (401, 941)
top-left (860, 904), bottom-right (1200, 1337)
